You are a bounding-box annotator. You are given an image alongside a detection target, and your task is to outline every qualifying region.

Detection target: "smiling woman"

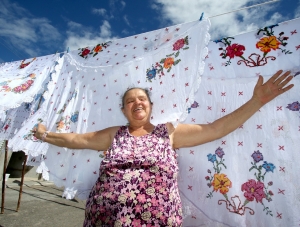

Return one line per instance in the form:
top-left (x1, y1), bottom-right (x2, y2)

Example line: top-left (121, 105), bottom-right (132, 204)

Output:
top-left (34, 70), bottom-right (294, 226)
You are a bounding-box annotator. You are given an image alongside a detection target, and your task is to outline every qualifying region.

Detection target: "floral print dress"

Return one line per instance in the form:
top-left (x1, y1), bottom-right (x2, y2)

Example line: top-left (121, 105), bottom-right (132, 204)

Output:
top-left (83, 124), bottom-right (182, 227)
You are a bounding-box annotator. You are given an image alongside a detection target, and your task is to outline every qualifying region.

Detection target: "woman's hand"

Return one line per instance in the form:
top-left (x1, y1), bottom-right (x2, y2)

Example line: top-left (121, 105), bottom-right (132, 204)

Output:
top-left (33, 123), bottom-right (47, 140)
top-left (252, 70), bottom-right (294, 105)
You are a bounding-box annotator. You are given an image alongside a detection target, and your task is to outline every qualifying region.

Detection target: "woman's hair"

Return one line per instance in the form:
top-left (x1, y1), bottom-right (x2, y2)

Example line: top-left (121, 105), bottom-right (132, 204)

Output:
top-left (121, 87), bottom-right (152, 108)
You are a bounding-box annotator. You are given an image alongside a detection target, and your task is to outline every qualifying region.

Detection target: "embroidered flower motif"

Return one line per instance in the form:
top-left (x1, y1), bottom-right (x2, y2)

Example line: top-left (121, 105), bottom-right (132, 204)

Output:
top-left (82, 48), bottom-right (90, 56)
top-left (146, 67), bottom-right (157, 82)
top-left (163, 57), bottom-right (174, 69)
top-left (212, 173), bottom-right (232, 194)
top-left (57, 121), bottom-right (65, 130)
top-left (226, 43), bottom-right (246, 58)
top-left (187, 101), bottom-right (199, 114)
top-left (256, 36), bottom-right (281, 53)
top-left (70, 111), bottom-right (79, 123)
top-left (207, 153), bottom-right (217, 163)
top-left (286, 101), bottom-right (300, 111)
top-left (146, 36), bottom-right (189, 81)
top-left (215, 147), bottom-right (225, 158)
top-left (78, 48), bottom-right (91, 58)
top-left (94, 44), bottom-right (103, 53)
top-left (251, 150), bottom-right (263, 163)
top-left (173, 38), bottom-right (185, 51)
top-left (262, 161), bottom-right (275, 172)
top-left (19, 58), bottom-right (36, 69)
top-left (241, 179), bottom-right (266, 203)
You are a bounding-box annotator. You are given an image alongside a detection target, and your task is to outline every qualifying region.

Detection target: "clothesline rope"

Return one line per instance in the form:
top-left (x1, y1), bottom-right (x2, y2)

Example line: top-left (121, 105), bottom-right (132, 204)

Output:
top-left (209, 0), bottom-right (280, 18)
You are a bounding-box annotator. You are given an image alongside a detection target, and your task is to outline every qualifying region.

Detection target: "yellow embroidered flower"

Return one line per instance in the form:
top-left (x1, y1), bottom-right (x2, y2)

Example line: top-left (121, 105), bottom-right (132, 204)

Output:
top-left (256, 36), bottom-right (281, 53)
top-left (163, 57), bottom-right (174, 69)
top-left (57, 121), bottom-right (65, 130)
top-left (212, 173), bottom-right (232, 194)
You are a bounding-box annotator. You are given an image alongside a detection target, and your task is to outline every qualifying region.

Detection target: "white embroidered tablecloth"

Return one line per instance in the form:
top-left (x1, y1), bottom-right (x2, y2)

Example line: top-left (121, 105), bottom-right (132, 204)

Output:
top-left (179, 18), bottom-right (300, 227)
top-left (6, 17), bottom-right (300, 226)
top-left (8, 19), bottom-right (211, 198)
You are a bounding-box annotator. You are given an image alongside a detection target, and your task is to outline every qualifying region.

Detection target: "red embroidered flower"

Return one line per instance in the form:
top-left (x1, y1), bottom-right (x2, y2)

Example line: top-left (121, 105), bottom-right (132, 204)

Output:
top-left (226, 44), bottom-right (245, 58)
top-left (81, 48), bottom-right (90, 56)
top-left (241, 179), bottom-right (266, 203)
top-left (173, 38), bottom-right (185, 51)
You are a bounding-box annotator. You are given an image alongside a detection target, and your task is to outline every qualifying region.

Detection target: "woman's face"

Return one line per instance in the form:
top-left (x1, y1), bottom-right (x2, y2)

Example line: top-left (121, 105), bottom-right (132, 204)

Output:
top-left (122, 89), bottom-right (152, 123)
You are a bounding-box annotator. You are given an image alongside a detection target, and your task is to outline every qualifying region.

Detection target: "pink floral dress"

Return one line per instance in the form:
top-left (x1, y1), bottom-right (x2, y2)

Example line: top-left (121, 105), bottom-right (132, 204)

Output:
top-left (83, 124), bottom-right (183, 227)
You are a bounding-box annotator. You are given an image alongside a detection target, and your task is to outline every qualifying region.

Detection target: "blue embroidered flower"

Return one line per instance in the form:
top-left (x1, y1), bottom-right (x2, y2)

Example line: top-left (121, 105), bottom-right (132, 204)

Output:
top-left (286, 101), bottom-right (300, 111)
top-left (70, 111), bottom-right (79, 123)
top-left (215, 147), bottom-right (225, 158)
top-left (207, 154), bottom-right (217, 163)
top-left (251, 150), bottom-right (263, 163)
top-left (262, 161), bottom-right (275, 172)
top-left (146, 67), bottom-right (157, 81)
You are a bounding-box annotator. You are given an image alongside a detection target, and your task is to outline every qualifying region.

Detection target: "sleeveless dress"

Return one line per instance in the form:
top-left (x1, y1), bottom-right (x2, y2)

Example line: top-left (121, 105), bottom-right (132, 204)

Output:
top-left (83, 124), bottom-right (183, 227)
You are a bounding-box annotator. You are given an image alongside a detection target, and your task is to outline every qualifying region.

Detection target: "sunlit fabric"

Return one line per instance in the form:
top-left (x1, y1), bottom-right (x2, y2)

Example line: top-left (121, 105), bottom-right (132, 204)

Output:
top-left (5, 17), bottom-right (300, 226)
top-left (8, 19), bottom-right (211, 200)
top-left (179, 18), bottom-right (300, 226)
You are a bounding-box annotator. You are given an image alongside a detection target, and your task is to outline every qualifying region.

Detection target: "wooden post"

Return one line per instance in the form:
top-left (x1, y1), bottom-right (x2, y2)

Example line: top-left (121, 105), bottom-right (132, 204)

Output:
top-left (16, 154), bottom-right (28, 212)
top-left (1, 140), bottom-right (8, 214)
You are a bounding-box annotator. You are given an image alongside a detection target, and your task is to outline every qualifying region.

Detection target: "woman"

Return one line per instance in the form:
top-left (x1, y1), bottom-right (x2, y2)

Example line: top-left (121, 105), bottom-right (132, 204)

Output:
top-left (35, 70), bottom-right (293, 226)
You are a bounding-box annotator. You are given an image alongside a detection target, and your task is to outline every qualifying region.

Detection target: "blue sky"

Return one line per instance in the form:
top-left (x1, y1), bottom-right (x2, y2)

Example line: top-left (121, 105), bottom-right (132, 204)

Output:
top-left (0, 0), bottom-right (299, 63)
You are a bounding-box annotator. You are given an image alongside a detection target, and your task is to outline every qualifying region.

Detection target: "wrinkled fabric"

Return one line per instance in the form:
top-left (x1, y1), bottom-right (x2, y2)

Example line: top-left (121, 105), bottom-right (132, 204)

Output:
top-left (3, 17), bottom-right (300, 227)
top-left (8, 19), bottom-right (211, 198)
top-left (179, 18), bottom-right (300, 227)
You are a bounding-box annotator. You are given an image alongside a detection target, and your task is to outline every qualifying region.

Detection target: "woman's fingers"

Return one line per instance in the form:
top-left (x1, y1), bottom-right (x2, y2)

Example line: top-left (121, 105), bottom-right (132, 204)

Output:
top-left (273, 70), bottom-right (291, 86)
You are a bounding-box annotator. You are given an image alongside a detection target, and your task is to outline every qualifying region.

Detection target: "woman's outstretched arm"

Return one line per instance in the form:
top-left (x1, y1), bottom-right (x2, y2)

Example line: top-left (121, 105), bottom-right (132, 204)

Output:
top-left (168, 70), bottom-right (294, 149)
top-left (34, 123), bottom-right (119, 151)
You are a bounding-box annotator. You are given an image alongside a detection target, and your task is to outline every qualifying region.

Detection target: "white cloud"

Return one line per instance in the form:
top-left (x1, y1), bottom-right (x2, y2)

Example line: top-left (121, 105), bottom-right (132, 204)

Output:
top-left (123, 15), bottom-right (130, 26)
top-left (152, 0), bottom-right (287, 39)
top-left (0, 0), bottom-right (61, 59)
top-left (64, 20), bottom-right (118, 51)
top-left (120, 1), bottom-right (126, 9)
top-left (92, 8), bottom-right (107, 16)
top-left (109, 0), bottom-right (126, 11)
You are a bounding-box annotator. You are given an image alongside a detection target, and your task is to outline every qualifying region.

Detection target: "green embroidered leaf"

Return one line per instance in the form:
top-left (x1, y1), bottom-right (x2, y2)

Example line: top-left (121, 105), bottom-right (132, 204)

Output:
top-left (184, 36), bottom-right (189, 45)
top-left (173, 59), bottom-right (181, 65)
top-left (175, 51), bottom-right (180, 58)
top-left (182, 47), bottom-right (189, 50)
top-left (167, 68), bottom-right (172, 73)
top-left (160, 58), bottom-right (166, 64)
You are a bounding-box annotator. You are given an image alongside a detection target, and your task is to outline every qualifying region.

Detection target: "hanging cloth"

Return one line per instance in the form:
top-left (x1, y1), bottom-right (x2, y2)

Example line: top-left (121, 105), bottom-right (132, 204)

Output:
top-left (8, 19), bottom-right (211, 200)
top-left (179, 17), bottom-right (300, 226)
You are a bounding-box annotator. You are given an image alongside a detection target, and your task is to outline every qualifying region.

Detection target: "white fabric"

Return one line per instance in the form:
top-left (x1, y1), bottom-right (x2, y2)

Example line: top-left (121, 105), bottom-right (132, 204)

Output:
top-left (179, 18), bottom-right (300, 226)
top-left (8, 19), bottom-right (211, 197)
top-left (8, 55), bottom-right (64, 154)
top-left (0, 54), bottom-right (59, 113)
top-left (5, 17), bottom-right (300, 226)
